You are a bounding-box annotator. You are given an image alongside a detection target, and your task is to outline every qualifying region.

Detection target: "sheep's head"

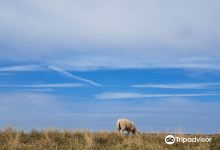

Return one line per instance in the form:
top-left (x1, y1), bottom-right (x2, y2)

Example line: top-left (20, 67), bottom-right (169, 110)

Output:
top-left (132, 127), bottom-right (139, 134)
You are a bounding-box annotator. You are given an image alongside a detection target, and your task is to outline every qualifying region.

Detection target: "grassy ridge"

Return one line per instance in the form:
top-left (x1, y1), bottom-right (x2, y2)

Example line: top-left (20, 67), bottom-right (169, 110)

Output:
top-left (0, 128), bottom-right (219, 150)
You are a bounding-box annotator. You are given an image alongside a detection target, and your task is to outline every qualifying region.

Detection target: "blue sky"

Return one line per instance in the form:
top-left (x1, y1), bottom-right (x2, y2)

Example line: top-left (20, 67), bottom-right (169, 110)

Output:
top-left (0, 0), bottom-right (220, 133)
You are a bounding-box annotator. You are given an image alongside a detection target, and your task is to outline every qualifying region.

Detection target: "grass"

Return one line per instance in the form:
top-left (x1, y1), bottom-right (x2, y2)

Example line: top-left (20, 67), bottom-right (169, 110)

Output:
top-left (0, 127), bottom-right (219, 150)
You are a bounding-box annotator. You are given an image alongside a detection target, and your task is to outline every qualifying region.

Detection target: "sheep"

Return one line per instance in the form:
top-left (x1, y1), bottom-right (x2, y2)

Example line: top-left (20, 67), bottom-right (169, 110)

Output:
top-left (116, 118), bottom-right (139, 134)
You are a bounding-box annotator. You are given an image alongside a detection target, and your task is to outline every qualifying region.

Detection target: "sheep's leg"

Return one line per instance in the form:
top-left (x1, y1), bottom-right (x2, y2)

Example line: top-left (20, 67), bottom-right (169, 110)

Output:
top-left (120, 126), bottom-right (126, 132)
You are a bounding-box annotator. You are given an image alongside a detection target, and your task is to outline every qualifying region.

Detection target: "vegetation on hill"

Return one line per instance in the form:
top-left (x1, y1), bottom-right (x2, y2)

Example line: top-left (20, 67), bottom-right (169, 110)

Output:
top-left (0, 128), bottom-right (219, 150)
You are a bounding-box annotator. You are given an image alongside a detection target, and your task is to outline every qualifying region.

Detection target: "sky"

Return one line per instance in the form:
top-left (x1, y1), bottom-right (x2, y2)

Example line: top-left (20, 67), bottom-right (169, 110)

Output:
top-left (0, 0), bottom-right (220, 133)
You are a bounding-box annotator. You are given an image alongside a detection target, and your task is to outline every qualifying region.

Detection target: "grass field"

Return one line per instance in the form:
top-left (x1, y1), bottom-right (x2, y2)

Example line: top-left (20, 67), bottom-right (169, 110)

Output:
top-left (0, 128), bottom-right (219, 150)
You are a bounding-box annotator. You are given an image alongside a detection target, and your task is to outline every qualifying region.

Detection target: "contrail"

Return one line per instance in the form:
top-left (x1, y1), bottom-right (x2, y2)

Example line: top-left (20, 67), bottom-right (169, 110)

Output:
top-left (46, 66), bottom-right (102, 87)
top-left (96, 92), bottom-right (220, 99)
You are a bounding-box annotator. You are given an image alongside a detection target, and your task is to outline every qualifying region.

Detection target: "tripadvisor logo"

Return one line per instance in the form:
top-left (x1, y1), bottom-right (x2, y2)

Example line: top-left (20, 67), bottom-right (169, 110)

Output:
top-left (165, 135), bottom-right (175, 145)
top-left (165, 135), bottom-right (212, 145)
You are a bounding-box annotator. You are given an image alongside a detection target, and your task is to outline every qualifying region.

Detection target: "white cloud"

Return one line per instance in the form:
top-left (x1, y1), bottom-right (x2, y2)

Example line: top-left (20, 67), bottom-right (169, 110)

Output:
top-left (0, 64), bottom-right (101, 86)
top-left (96, 92), bottom-right (220, 99)
top-left (46, 66), bottom-right (102, 86)
top-left (0, 65), bottom-right (44, 72)
top-left (0, 0), bottom-right (220, 70)
top-left (0, 83), bottom-right (85, 88)
top-left (133, 83), bottom-right (220, 89)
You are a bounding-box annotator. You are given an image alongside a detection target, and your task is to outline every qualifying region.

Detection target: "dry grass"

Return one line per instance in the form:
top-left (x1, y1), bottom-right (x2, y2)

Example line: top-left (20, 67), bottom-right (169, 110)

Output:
top-left (0, 127), bottom-right (219, 150)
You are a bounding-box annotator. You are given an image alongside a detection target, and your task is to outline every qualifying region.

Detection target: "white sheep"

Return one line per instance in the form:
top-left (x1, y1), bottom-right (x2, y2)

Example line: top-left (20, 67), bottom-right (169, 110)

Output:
top-left (116, 118), bottom-right (139, 134)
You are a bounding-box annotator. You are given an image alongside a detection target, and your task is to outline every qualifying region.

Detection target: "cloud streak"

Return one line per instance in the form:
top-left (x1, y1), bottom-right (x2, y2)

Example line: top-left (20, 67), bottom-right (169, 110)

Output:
top-left (96, 92), bottom-right (220, 99)
top-left (0, 64), bottom-right (102, 86)
top-left (133, 83), bottom-right (220, 89)
top-left (46, 66), bottom-right (102, 86)
top-left (0, 65), bottom-right (44, 72)
top-left (0, 83), bottom-right (85, 88)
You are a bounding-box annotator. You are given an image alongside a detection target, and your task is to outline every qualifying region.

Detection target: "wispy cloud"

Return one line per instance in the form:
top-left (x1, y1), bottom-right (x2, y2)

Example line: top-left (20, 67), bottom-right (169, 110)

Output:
top-left (46, 66), bottom-right (102, 87)
top-left (0, 64), bottom-right (102, 86)
top-left (96, 92), bottom-right (220, 99)
top-left (0, 65), bottom-right (44, 72)
top-left (51, 59), bottom-right (220, 71)
top-left (0, 83), bottom-right (85, 88)
top-left (0, 1), bottom-right (220, 70)
top-left (133, 83), bottom-right (220, 89)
